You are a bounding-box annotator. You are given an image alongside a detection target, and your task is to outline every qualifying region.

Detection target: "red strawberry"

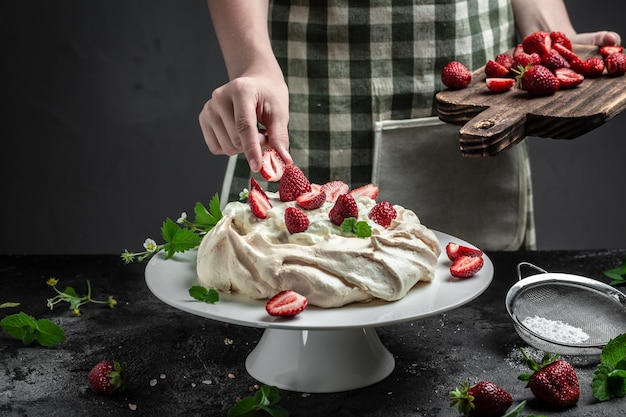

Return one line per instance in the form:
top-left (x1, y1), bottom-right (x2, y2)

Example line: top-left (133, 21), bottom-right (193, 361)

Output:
top-left (284, 206), bottom-right (310, 234)
top-left (328, 193), bottom-right (358, 226)
top-left (519, 64), bottom-right (560, 96)
top-left (265, 290), bottom-right (308, 317)
top-left (605, 52), bottom-right (626, 76)
top-left (522, 31), bottom-right (551, 56)
top-left (541, 49), bottom-right (570, 71)
top-left (321, 180), bottom-right (350, 202)
top-left (278, 165), bottom-right (312, 201)
top-left (513, 52), bottom-right (540, 69)
top-left (583, 57), bottom-right (605, 77)
top-left (495, 53), bottom-right (514, 70)
top-left (249, 188), bottom-right (272, 219)
top-left (552, 43), bottom-right (578, 63)
top-left (250, 177), bottom-right (264, 193)
top-left (368, 201), bottom-right (397, 227)
top-left (600, 45), bottom-right (624, 59)
top-left (485, 59), bottom-right (510, 78)
top-left (512, 43), bottom-right (525, 58)
top-left (296, 190), bottom-right (326, 210)
top-left (88, 360), bottom-right (125, 395)
top-left (349, 183), bottom-right (379, 200)
top-left (441, 61), bottom-right (472, 89)
top-left (555, 68), bottom-right (584, 89)
top-left (550, 31), bottom-right (572, 50)
top-left (449, 380), bottom-right (513, 417)
top-left (519, 350), bottom-right (580, 409)
top-left (485, 78), bottom-right (515, 93)
top-left (445, 242), bottom-right (483, 261)
top-left (450, 255), bottom-right (484, 278)
top-left (259, 149), bottom-right (285, 182)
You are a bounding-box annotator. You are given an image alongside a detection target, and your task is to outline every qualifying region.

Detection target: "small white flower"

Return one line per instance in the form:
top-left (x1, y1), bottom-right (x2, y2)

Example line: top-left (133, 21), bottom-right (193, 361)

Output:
top-left (239, 188), bottom-right (249, 201)
top-left (177, 212), bottom-right (187, 224)
top-left (143, 238), bottom-right (157, 252)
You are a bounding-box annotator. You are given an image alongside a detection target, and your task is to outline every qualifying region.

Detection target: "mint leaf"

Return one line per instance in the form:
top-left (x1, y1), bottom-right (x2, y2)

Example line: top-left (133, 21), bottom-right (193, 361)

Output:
top-left (600, 333), bottom-right (626, 366)
top-left (35, 318), bottom-right (67, 346)
top-left (341, 218), bottom-right (372, 238)
top-left (0, 312), bottom-right (66, 347)
top-left (593, 333), bottom-right (626, 401)
top-left (228, 385), bottom-right (287, 417)
top-left (188, 286), bottom-right (219, 304)
top-left (604, 258), bottom-right (626, 285)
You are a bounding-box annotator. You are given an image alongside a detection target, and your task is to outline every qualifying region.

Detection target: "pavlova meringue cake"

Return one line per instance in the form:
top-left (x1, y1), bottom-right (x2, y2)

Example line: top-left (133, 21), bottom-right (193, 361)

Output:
top-left (196, 164), bottom-right (440, 308)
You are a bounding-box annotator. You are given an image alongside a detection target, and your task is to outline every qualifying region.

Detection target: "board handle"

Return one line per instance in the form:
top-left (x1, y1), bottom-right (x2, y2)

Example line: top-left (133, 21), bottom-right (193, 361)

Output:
top-left (458, 106), bottom-right (527, 157)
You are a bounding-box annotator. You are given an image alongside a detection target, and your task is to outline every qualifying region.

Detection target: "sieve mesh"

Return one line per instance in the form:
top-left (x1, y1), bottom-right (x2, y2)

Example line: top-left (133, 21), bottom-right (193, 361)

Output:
top-left (507, 263), bottom-right (626, 354)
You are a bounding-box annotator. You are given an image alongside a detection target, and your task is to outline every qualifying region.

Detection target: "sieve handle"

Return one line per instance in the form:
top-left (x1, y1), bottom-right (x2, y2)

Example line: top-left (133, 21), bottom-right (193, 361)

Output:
top-left (516, 262), bottom-right (548, 281)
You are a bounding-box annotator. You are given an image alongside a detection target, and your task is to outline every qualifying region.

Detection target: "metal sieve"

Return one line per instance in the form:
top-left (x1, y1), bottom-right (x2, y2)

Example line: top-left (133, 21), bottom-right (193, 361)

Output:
top-left (505, 262), bottom-right (626, 355)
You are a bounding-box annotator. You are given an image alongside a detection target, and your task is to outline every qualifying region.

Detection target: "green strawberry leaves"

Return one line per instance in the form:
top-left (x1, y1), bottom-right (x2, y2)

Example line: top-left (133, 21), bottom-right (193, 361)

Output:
top-left (604, 258), bottom-right (626, 286)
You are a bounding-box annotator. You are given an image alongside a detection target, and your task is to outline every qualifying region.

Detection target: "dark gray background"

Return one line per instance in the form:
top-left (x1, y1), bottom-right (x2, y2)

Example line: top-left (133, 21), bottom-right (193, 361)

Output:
top-left (1, 0), bottom-right (624, 254)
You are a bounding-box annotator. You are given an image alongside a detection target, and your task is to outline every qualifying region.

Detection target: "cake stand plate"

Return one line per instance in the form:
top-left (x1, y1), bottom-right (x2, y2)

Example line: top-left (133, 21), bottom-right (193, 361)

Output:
top-left (145, 231), bottom-right (493, 392)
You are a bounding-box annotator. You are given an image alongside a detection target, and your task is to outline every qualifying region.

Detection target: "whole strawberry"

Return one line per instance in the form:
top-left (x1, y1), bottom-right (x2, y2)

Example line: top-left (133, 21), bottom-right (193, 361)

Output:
top-left (605, 52), bottom-right (626, 76)
top-left (284, 206), bottom-right (310, 234)
top-left (328, 193), bottom-right (358, 226)
top-left (368, 201), bottom-right (397, 227)
top-left (449, 380), bottom-right (513, 417)
top-left (441, 61), bottom-right (472, 89)
top-left (519, 350), bottom-right (580, 408)
top-left (519, 65), bottom-right (560, 96)
top-left (88, 360), bottom-right (125, 395)
top-left (278, 165), bottom-right (312, 201)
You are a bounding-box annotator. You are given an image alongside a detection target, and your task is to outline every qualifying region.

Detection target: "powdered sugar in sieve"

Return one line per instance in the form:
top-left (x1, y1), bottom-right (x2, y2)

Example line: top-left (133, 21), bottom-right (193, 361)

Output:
top-left (521, 315), bottom-right (590, 344)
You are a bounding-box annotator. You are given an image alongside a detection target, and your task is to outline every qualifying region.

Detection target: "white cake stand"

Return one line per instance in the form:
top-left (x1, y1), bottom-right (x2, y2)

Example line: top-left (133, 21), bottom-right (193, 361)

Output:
top-left (144, 231), bottom-right (493, 393)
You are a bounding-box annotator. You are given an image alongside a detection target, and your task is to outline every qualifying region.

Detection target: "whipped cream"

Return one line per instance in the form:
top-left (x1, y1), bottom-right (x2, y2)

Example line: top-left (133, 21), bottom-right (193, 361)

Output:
top-left (196, 192), bottom-right (441, 308)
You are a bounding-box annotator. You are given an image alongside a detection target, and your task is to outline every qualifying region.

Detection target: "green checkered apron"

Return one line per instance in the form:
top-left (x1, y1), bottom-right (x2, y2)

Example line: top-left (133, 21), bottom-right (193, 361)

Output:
top-left (220, 0), bottom-right (535, 250)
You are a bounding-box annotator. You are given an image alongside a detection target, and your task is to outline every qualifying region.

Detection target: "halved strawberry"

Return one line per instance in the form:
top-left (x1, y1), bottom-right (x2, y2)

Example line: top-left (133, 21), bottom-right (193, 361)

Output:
top-left (266, 290), bottom-right (308, 317)
top-left (522, 31), bottom-right (551, 56)
top-left (555, 68), bottom-right (584, 89)
top-left (249, 188), bottom-right (272, 219)
top-left (600, 45), bottom-right (624, 59)
top-left (349, 183), bottom-right (379, 200)
top-left (260, 149), bottom-right (286, 182)
top-left (368, 201), bottom-right (397, 227)
top-left (284, 207), bottom-right (310, 234)
top-left (512, 44), bottom-right (524, 58)
top-left (513, 52), bottom-right (540, 69)
top-left (549, 31), bottom-right (572, 50)
top-left (450, 255), bottom-right (484, 279)
top-left (296, 190), bottom-right (326, 210)
top-left (445, 242), bottom-right (483, 261)
top-left (278, 165), bottom-right (312, 201)
top-left (250, 176), bottom-right (264, 193)
top-left (485, 59), bottom-right (510, 78)
top-left (328, 193), bottom-right (358, 226)
top-left (486, 78), bottom-right (515, 93)
top-left (321, 180), bottom-right (350, 202)
top-left (552, 43), bottom-right (579, 63)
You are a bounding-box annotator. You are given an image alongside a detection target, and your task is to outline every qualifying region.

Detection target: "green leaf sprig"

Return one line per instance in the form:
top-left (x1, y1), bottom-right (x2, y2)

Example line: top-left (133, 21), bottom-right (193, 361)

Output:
top-left (592, 333), bottom-right (626, 401)
top-left (46, 277), bottom-right (117, 316)
top-left (604, 258), bottom-right (626, 286)
top-left (341, 217), bottom-right (372, 238)
top-left (189, 286), bottom-right (219, 304)
top-left (0, 312), bottom-right (66, 347)
top-left (228, 385), bottom-right (288, 417)
top-left (121, 193), bottom-right (222, 263)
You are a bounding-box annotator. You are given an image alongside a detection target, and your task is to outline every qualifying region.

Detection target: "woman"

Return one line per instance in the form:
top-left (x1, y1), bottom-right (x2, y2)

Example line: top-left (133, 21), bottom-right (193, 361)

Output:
top-left (199, 0), bottom-right (620, 250)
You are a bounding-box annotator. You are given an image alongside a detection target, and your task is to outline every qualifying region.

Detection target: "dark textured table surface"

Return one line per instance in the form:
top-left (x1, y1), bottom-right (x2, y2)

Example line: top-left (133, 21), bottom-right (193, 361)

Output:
top-left (2, 250), bottom-right (626, 417)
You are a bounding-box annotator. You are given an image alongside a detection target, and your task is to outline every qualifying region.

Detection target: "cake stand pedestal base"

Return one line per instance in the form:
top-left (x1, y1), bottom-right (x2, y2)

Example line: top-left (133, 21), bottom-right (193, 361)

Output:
top-left (245, 327), bottom-right (395, 393)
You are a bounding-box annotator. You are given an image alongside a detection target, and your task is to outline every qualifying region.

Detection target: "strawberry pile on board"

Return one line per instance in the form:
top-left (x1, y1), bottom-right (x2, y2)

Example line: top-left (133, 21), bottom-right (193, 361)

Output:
top-left (441, 31), bottom-right (625, 95)
top-left (450, 349), bottom-right (580, 416)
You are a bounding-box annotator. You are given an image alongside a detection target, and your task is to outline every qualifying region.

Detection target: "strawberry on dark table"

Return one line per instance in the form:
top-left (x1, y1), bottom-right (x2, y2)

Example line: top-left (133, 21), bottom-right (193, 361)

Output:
top-left (88, 360), bottom-right (126, 395)
top-left (519, 350), bottom-right (580, 409)
top-left (449, 380), bottom-right (513, 417)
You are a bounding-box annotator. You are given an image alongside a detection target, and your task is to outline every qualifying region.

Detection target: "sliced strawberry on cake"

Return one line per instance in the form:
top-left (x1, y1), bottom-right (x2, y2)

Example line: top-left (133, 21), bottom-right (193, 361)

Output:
top-left (328, 193), bottom-right (358, 226)
top-left (249, 188), bottom-right (272, 219)
top-left (368, 201), bottom-right (397, 227)
top-left (321, 180), bottom-right (349, 202)
top-left (278, 165), bottom-right (312, 201)
top-left (349, 183), bottom-right (379, 200)
top-left (296, 189), bottom-right (326, 210)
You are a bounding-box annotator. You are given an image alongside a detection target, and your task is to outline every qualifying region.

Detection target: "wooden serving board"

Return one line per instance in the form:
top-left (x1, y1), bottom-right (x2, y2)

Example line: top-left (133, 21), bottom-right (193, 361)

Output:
top-left (436, 45), bottom-right (626, 157)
